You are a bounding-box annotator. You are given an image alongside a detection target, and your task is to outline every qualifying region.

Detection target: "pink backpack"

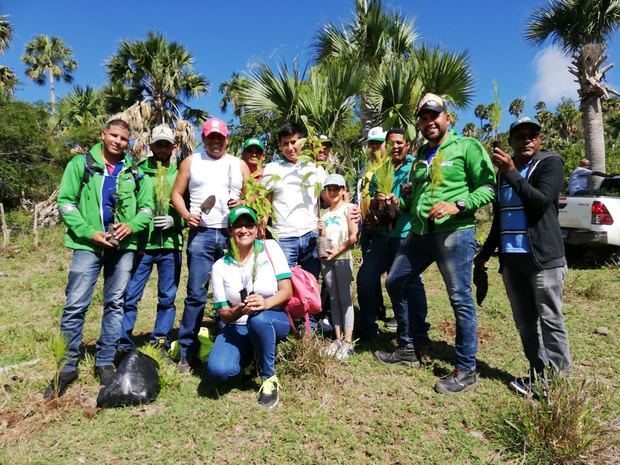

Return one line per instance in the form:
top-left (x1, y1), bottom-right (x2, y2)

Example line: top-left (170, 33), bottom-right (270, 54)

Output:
top-left (284, 265), bottom-right (322, 334)
top-left (264, 245), bottom-right (322, 334)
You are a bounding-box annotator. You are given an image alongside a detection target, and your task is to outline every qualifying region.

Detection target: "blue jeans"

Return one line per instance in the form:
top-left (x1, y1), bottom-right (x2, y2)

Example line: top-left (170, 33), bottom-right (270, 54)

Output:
top-left (60, 249), bottom-right (134, 372)
top-left (278, 229), bottom-right (320, 279)
top-left (119, 249), bottom-right (182, 350)
top-left (206, 310), bottom-right (290, 384)
top-left (179, 228), bottom-right (228, 358)
top-left (357, 235), bottom-right (428, 345)
top-left (386, 229), bottom-right (477, 371)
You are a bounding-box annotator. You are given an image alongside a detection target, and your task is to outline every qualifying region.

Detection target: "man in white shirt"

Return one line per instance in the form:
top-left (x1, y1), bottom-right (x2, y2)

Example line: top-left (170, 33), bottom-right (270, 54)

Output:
top-left (262, 123), bottom-right (325, 279)
top-left (171, 118), bottom-right (249, 372)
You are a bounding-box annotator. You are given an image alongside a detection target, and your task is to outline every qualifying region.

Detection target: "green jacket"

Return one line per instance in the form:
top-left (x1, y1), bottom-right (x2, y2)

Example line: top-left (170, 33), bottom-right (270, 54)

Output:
top-left (57, 143), bottom-right (154, 252)
top-left (137, 157), bottom-right (184, 251)
top-left (402, 130), bottom-right (495, 235)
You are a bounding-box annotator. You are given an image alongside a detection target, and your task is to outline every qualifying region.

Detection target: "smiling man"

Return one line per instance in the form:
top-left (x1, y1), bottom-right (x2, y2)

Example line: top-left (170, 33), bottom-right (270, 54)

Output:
top-left (261, 122), bottom-right (327, 278)
top-left (171, 118), bottom-right (249, 372)
top-left (476, 117), bottom-right (570, 398)
top-left (386, 93), bottom-right (495, 395)
top-left (45, 119), bottom-right (154, 398)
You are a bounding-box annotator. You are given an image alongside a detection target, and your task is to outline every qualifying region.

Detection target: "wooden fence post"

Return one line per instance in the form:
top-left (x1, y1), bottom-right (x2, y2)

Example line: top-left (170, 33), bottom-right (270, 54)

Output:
top-left (33, 203), bottom-right (40, 248)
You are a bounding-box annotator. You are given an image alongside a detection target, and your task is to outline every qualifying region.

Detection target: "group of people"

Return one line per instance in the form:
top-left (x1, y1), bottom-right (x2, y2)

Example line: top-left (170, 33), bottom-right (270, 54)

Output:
top-left (45, 92), bottom-right (572, 408)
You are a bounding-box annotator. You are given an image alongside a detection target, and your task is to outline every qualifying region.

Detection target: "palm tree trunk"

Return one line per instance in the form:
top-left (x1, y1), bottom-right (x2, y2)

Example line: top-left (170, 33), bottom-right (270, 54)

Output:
top-left (360, 94), bottom-right (381, 139)
top-left (581, 94), bottom-right (606, 188)
top-left (48, 69), bottom-right (55, 113)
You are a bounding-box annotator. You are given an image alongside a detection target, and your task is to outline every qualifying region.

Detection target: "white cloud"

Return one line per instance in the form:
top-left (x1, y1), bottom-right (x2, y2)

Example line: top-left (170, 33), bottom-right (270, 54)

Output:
top-left (529, 46), bottom-right (579, 105)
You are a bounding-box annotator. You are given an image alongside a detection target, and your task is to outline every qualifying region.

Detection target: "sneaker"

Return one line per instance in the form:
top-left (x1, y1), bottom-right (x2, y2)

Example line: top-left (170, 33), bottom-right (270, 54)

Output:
top-left (43, 370), bottom-right (78, 399)
top-left (384, 318), bottom-right (398, 330)
top-left (335, 341), bottom-right (355, 360)
top-left (94, 365), bottom-right (116, 386)
top-left (374, 346), bottom-right (421, 367)
top-left (324, 339), bottom-right (342, 357)
top-left (176, 357), bottom-right (191, 374)
top-left (510, 376), bottom-right (548, 399)
top-left (434, 368), bottom-right (479, 395)
top-left (258, 375), bottom-right (280, 409)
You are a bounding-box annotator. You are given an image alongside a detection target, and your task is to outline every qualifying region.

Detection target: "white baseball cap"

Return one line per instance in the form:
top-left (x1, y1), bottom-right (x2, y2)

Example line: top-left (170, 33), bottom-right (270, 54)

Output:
top-left (367, 126), bottom-right (386, 142)
top-left (151, 124), bottom-right (175, 144)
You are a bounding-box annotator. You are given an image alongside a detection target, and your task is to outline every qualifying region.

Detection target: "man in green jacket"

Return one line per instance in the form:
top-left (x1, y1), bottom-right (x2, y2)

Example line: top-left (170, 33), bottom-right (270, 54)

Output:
top-left (44, 119), bottom-right (154, 399)
top-left (385, 93), bottom-right (495, 395)
top-left (119, 124), bottom-right (184, 354)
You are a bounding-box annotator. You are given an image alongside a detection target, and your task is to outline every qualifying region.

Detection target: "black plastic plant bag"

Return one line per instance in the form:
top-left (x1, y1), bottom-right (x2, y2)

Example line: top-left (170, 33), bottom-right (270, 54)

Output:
top-left (97, 349), bottom-right (160, 408)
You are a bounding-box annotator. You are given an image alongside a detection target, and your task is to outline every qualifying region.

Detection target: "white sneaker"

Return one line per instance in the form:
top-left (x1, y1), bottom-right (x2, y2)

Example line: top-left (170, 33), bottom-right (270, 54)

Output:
top-left (324, 339), bottom-right (342, 357)
top-left (335, 341), bottom-right (355, 360)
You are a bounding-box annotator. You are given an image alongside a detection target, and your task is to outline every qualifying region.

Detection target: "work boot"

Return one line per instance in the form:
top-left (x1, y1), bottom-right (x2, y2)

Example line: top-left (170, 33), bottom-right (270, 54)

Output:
top-left (434, 368), bottom-right (479, 395)
top-left (95, 365), bottom-right (116, 386)
top-left (374, 345), bottom-right (421, 367)
top-left (43, 370), bottom-right (78, 399)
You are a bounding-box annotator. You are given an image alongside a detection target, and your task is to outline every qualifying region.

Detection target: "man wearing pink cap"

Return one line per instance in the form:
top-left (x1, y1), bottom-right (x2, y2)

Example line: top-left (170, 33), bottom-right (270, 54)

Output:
top-left (171, 118), bottom-right (250, 372)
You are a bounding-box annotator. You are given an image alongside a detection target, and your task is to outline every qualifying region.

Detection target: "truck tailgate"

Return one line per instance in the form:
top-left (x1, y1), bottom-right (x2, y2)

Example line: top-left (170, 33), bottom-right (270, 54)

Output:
top-left (558, 196), bottom-right (593, 229)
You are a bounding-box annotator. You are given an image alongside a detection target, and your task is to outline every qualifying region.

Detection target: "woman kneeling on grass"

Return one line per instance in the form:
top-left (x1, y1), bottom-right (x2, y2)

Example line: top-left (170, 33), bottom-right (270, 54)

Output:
top-left (206, 206), bottom-right (293, 408)
top-left (318, 174), bottom-right (358, 360)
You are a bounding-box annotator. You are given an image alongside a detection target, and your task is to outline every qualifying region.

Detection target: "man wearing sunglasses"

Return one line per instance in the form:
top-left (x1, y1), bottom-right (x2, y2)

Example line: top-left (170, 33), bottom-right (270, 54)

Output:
top-left (476, 117), bottom-right (570, 398)
top-left (385, 93), bottom-right (495, 395)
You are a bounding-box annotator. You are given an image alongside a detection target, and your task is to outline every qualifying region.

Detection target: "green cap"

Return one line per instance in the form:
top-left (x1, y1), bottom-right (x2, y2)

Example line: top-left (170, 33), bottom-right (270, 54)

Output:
top-left (228, 205), bottom-right (258, 225)
top-left (242, 137), bottom-right (265, 152)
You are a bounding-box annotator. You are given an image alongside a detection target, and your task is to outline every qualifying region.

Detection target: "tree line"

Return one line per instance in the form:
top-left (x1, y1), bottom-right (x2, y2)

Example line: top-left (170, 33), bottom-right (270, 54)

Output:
top-left (1, 0), bottom-right (620, 212)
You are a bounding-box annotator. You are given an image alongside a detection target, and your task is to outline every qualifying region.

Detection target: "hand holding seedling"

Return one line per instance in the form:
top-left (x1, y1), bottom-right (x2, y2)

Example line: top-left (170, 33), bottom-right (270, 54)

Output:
top-left (243, 293), bottom-right (266, 313)
top-left (428, 201), bottom-right (459, 220)
top-left (92, 231), bottom-right (115, 248)
top-left (491, 147), bottom-right (515, 174)
top-left (377, 193), bottom-right (398, 205)
top-left (113, 223), bottom-right (133, 241)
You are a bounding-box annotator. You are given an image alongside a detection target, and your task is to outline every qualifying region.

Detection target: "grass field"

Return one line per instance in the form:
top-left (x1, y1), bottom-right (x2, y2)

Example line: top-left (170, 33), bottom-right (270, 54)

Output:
top-left (0, 225), bottom-right (618, 464)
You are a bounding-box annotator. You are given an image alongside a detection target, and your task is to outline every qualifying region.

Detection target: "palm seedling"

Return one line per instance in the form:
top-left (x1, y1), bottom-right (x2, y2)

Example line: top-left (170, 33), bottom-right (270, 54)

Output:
top-left (48, 332), bottom-right (68, 399)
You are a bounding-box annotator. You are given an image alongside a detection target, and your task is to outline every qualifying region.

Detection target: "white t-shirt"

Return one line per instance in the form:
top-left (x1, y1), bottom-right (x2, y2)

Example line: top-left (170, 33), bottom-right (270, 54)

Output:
top-left (262, 158), bottom-right (326, 238)
top-left (211, 239), bottom-right (292, 325)
top-left (188, 152), bottom-right (243, 228)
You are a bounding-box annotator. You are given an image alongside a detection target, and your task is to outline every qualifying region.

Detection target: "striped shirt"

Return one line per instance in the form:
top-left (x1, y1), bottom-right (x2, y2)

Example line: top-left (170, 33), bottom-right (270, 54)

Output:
top-left (499, 162), bottom-right (531, 253)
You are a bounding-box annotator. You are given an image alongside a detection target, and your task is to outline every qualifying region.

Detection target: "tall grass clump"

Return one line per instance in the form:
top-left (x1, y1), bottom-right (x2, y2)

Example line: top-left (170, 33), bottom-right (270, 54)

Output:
top-left (500, 375), bottom-right (618, 464)
top-left (277, 335), bottom-right (336, 380)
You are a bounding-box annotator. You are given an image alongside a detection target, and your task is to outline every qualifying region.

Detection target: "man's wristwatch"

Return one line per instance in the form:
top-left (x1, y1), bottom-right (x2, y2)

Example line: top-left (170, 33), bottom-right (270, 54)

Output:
top-left (455, 199), bottom-right (467, 215)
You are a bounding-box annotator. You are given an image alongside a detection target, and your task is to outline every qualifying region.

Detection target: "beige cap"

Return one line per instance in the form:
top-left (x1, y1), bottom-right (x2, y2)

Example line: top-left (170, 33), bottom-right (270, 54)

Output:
top-left (151, 124), bottom-right (175, 144)
top-left (416, 93), bottom-right (446, 116)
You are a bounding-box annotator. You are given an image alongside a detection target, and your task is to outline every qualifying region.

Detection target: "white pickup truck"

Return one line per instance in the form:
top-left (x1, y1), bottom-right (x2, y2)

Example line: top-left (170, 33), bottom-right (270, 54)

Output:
top-left (558, 175), bottom-right (620, 258)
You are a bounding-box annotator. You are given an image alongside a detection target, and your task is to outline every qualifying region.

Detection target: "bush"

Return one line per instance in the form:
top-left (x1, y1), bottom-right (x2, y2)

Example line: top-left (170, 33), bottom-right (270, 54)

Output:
top-left (499, 375), bottom-right (618, 465)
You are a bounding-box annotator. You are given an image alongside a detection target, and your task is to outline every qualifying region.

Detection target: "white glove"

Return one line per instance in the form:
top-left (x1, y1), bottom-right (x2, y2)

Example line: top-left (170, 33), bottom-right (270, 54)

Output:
top-left (153, 215), bottom-right (174, 230)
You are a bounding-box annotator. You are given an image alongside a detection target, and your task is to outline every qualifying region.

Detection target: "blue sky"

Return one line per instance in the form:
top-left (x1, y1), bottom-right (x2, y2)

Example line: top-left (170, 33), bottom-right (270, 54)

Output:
top-left (2, 0), bottom-right (620, 132)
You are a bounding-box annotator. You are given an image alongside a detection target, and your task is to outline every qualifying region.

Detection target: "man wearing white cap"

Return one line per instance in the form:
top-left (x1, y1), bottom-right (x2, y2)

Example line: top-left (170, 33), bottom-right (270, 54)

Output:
top-left (119, 124), bottom-right (185, 356)
top-left (171, 118), bottom-right (250, 372)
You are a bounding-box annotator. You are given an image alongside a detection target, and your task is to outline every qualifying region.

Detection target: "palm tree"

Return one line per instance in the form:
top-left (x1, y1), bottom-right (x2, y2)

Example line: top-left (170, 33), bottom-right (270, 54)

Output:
top-left (462, 122), bottom-right (477, 138)
top-left (219, 72), bottom-right (251, 117)
top-left (474, 104), bottom-right (490, 129)
top-left (106, 31), bottom-right (209, 124)
top-left (240, 60), bottom-right (363, 136)
top-left (526, 0), bottom-right (620, 179)
top-left (21, 35), bottom-right (77, 112)
top-left (556, 98), bottom-right (581, 140)
top-left (509, 98), bottom-right (525, 119)
top-left (56, 86), bottom-right (105, 128)
top-left (313, 0), bottom-right (417, 136)
top-left (0, 15), bottom-right (16, 97)
top-left (534, 100), bottom-right (547, 113)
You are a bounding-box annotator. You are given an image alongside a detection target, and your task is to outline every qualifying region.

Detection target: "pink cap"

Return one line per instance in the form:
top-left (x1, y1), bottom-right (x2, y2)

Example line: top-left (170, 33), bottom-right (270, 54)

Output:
top-left (201, 118), bottom-right (228, 137)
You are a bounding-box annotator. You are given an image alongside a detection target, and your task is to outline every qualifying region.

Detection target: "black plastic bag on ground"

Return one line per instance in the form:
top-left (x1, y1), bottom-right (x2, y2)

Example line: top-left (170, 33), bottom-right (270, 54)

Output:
top-left (96, 349), bottom-right (160, 408)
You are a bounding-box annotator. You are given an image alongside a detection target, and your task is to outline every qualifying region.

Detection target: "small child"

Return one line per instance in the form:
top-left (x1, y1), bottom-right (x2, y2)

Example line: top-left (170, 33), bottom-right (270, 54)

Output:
top-left (317, 174), bottom-right (358, 360)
